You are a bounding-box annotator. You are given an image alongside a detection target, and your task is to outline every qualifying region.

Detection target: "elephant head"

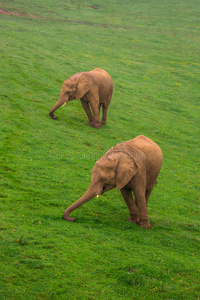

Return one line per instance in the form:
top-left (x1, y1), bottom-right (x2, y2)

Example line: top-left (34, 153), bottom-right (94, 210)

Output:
top-left (63, 150), bottom-right (138, 221)
top-left (49, 72), bottom-right (94, 119)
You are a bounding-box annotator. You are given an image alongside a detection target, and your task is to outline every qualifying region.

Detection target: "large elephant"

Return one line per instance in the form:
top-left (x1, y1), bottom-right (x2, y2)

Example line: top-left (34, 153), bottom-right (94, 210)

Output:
top-left (63, 135), bottom-right (163, 228)
top-left (49, 68), bottom-right (113, 128)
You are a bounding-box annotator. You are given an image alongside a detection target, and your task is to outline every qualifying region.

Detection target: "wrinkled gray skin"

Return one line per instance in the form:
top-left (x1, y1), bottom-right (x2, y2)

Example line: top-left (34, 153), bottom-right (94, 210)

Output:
top-left (49, 68), bottom-right (113, 128)
top-left (63, 135), bottom-right (163, 229)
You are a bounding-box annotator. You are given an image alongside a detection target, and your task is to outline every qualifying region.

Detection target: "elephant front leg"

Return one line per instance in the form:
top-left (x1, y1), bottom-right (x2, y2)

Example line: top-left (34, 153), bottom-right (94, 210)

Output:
top-left (120, 188), bottom-right (139, 224)
top-left (134, 189), bottom-right (151, 229)
top-left (90, 101), bottom-right (101, 128)
top-left (81, 100), bottom-right (93, 125)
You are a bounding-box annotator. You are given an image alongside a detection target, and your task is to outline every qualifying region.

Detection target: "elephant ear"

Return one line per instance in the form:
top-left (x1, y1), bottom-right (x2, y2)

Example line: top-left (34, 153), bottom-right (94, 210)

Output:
top-left (76, 73), bottom-right (94, 99)
top-left (115, 155), bottom-right (138, 190)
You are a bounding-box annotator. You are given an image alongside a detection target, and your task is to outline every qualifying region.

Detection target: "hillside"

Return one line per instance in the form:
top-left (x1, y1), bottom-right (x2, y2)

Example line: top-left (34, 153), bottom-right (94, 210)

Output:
top-left (0, 1), bottom-right (199, 299)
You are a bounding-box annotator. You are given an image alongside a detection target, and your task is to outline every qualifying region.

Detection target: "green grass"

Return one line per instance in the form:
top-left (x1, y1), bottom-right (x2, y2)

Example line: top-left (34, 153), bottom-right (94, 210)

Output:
top-left (0, 0), bottom-right (199, 299)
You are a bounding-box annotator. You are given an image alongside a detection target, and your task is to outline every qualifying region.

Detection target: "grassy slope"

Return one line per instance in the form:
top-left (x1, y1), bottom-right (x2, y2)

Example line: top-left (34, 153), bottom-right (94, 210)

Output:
top-left (0, 0), bottom-right (199, 299)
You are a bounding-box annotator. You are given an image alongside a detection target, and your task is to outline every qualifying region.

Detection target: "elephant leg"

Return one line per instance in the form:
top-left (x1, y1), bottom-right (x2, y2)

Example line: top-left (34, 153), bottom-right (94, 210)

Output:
top-left (90, 101), bottom-right (101, 128)
top-left (133, 187), bottom-right (151, 229)
top-left (145, 186), bottom-right (154, 205)
top-left (99, 103), bottom-right (102, 113)
top-left (81, 100), bottom-right (93, 125)
top-left (120, 188), bottom-right (139, 224)
top-left (101, 103), bottom-right (109, 125)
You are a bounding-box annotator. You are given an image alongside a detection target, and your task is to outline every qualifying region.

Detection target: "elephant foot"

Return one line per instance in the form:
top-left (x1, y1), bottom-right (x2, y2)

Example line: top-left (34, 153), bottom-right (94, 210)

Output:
top-left (128, 217), bottom-right (139, 224)
top-left (49, 113), bottom-right (57, 119)
top-left (101, 120), bottom-right (106, 125)
top-left (94, 123), bottom-right (102, 129)
top-left (88, 121), bottom-right (95, 127)
top-left (88, 121), bottom-right (101, 128)
top-left (139, 222), bottom-right (151, 229)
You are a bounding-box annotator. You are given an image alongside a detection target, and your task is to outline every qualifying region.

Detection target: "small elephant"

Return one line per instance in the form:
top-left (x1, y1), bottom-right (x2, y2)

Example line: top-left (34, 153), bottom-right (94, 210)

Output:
top-left (63, 135), bottom-right (163, 228)
top-left (49, 68), bottom-right (113, 128)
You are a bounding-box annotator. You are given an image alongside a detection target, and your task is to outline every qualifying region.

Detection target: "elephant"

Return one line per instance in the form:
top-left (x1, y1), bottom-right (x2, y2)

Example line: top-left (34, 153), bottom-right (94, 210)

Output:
top-left (49, 68), bottom-right (113, 128)
top-left (63, 135), bottom-right (163, 228)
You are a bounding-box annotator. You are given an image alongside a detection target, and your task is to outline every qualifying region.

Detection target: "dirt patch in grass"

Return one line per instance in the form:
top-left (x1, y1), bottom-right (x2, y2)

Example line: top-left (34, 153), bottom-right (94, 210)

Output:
top-left (0, 8), bottom-right (40, 18)
top-left (0, 7), bottom-right (122, 29)
top-left (0, 6), bottom-right (108, 27)
top-left (0, 8), bottom-right (20, 16)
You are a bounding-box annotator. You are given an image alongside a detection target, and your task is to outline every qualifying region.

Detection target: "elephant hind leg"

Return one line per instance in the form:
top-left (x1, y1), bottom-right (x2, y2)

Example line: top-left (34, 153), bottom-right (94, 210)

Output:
top-left (101, 103), bottom-right (109, 125)
top-left (145, 186), bottom-right (154, 205)
top-left (120, 188), bottom-right (139, 224)
top-left (99, 103), bottom-right (102, 113)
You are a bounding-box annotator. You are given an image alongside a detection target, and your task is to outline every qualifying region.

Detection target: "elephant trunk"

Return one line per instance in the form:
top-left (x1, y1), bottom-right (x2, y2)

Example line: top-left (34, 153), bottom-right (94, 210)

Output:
top-left (63, 185), bottom-right (98, 222)
top-left (49, 96), bottom-right (68, 119)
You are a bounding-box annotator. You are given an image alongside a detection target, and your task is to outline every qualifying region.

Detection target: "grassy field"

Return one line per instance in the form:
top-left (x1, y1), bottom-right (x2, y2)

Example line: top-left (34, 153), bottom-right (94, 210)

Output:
top-left (0, 0), bottom-right (199, 299)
